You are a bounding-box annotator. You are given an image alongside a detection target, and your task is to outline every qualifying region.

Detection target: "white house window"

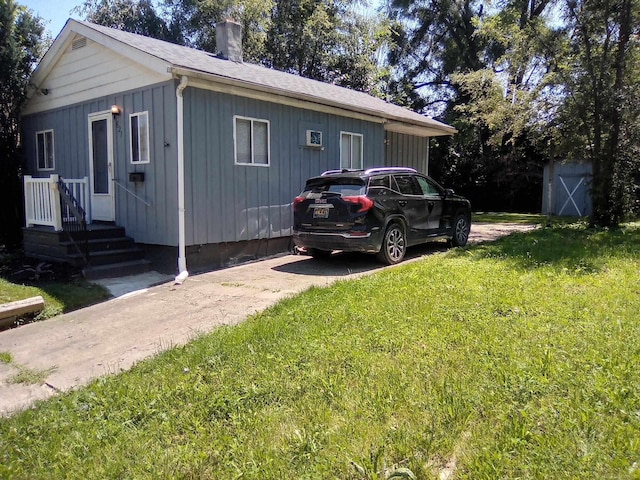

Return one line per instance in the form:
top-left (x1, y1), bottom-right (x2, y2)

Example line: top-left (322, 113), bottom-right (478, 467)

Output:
top-left (234, 116), bottom-right (270, 166)
top-left (340, 132), bottom-right (363, 169)
top-left (36, 130), bottom-right (55, 170)
top-left (130, 111), bottom-right (150, 164)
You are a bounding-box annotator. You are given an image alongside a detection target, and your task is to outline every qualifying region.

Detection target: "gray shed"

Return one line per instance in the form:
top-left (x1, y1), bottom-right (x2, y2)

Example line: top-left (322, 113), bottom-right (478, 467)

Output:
top-left (542, 161), bottom-right (592, 217)
top-left (20, 19), bottom-right (456, 279)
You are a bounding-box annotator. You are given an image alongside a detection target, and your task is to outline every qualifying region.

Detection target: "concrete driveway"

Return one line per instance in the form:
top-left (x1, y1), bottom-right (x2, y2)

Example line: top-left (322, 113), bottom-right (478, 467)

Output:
top-left (0, 223), bottom-right (536, 416)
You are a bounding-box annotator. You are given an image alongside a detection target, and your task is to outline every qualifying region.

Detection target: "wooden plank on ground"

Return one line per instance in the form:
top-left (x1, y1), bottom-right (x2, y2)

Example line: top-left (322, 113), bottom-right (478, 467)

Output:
top-left (0, 296), bottom-right (45, 322)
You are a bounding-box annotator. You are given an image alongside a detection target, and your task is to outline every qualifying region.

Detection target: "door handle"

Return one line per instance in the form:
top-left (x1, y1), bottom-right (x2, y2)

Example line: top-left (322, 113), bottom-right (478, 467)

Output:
top-left (399, 200), bottom-right (407, 207)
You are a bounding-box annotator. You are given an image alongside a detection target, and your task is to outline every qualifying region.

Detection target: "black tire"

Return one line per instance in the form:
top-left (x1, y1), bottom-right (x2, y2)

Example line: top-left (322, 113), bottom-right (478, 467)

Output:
top-left (450, 213), bottom-right (470, 247)
top-left (307, 248), bottom-right (332, 259)
top-left (376, 224), bottom-right (406, 265)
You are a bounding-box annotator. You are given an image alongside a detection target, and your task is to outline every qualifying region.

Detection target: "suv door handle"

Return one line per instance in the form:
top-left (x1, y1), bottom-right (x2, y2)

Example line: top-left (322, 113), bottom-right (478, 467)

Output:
top-left (398, 200), bottom-right (407, 207)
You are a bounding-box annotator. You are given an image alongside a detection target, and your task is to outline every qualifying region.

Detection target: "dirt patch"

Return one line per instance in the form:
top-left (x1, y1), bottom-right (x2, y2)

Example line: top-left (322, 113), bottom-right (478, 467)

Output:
top-left (468, 222), bottom-right (539, 244)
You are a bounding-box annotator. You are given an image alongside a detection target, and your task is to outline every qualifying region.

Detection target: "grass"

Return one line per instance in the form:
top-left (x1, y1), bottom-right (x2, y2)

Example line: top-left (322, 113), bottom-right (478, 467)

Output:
top-left (7, 365), bottom-right (57, 385)
top-left (1, 222), bottom-right (640, 478)
top-left (473, 212), bottom-right (549, 224)
top-left (0, 253), bottom-right (110, 323)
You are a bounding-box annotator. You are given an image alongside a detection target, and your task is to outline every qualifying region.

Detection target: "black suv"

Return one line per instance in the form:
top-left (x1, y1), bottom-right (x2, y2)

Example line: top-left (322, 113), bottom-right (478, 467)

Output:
top-left (293, 167), bottom-right (471, 264)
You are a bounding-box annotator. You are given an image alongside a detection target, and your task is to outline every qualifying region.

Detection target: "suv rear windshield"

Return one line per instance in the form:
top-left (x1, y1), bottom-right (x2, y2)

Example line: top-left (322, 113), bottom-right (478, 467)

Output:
top-left (303, 178), bottom-right (367, 196)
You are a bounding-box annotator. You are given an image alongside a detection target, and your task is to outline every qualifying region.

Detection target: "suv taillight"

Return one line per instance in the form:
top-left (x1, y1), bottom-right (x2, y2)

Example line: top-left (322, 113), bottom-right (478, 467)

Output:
top-left (293, 196), bottom-right (305, 211)
top-left (343, 196), bottom-right (374, 213)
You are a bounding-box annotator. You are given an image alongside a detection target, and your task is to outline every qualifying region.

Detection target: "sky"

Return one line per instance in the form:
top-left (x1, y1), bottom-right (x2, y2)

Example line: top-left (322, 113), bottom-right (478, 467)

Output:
top-left (20, 0), bottom-right (84, 38)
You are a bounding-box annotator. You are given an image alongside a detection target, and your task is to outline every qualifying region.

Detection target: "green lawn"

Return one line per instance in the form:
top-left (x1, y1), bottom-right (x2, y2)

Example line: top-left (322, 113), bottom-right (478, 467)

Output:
top-left (0, 254), bottom-right (110, 322)
top-left (473, 212), bottom-right (549, 224)
top-left (1, 222), bottom-right (640, 479)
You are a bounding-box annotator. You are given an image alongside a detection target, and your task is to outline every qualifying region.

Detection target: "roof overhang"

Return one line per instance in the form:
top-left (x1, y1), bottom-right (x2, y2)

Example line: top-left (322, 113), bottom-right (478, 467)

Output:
top-left (170, 67), bottom-right (456, 138)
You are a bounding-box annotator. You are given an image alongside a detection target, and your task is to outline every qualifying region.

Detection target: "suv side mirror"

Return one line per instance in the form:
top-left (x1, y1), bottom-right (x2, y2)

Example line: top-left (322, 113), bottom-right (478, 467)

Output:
top-left (445, 188), bottom-right (455, 197)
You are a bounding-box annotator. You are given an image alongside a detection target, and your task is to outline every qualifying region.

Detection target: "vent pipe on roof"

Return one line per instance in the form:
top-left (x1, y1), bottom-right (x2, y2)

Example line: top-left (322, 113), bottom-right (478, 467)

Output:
top-left (216, 19), bottom-right (243, 63)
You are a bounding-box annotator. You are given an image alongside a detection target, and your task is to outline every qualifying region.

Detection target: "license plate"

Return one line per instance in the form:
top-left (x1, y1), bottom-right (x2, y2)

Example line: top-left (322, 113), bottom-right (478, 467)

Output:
top-left (313, 207), bottom-right (329, 219)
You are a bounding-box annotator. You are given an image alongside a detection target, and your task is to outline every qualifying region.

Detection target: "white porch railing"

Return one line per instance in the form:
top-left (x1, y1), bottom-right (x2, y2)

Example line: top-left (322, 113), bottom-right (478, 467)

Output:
top-left (24, 175), bottom-right (90, 230)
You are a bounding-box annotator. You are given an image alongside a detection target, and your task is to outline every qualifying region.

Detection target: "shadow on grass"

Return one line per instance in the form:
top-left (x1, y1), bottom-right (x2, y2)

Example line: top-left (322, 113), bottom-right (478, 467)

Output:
top-left (456, 222), bottom-right (640, 273)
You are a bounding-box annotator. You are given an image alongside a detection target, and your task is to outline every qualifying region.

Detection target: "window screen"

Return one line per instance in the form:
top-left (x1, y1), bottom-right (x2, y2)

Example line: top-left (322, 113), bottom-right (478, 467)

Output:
top-left (340, 132), bottom-right (363, 169)
top-left (130, 112), bottom-right (150, 164)
top-left (235, 116), bottom-right (270, 166)
top-left (36, 130), bottom-right (54, 170)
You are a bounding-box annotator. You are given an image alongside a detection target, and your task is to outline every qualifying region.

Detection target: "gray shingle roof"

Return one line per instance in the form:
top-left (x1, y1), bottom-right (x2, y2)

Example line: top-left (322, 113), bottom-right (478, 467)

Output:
top-left (74, 20), bottom-right (455, 136)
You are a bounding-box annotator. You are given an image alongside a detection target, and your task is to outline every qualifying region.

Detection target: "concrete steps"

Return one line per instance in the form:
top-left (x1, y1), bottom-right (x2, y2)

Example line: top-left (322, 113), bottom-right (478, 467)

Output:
top-left (23, 224), bottom-right (152, 279)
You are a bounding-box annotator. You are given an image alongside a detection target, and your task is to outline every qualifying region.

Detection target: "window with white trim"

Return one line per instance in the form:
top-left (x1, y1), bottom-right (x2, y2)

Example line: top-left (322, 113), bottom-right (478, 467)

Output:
top-left (36, 130), bottom-right (55, 170)
top-left (130, 111), bottom-right (150, 164)
top-left (234, 116), bottom-right (270, 166)
top-left (340, 132), bottom-right (363, 169)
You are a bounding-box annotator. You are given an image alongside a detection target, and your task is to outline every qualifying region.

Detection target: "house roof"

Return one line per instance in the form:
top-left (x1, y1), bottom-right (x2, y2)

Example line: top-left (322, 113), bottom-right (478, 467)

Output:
top-left (29, 19), bottom-right (456, 137)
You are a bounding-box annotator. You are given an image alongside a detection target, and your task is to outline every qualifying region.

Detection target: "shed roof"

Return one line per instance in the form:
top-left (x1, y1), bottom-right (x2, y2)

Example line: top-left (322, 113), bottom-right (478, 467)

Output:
top-left (29, 19), bottom-right (456, 137)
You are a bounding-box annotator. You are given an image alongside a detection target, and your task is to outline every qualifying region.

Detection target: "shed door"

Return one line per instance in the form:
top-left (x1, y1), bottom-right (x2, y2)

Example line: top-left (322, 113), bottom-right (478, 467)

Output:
top-left (88, 112), bottom-right (115, 221)
top-left (556, 175), bottom-right (587, 216)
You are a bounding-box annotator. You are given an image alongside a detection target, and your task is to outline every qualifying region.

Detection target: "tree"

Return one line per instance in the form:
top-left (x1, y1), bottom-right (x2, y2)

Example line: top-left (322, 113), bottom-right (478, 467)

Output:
top-left (163, 0), bottom-right (273, 63)
top-left (76, 0), bottom-right (183, 43)
top-left (266, 0), bottom-right (390, 93)
top-left (386, 0), bottom-right (563, 212)
top-left (0, 0), bottom-right (46, 248)
top-left (558, 0), bottom-right (640, 226)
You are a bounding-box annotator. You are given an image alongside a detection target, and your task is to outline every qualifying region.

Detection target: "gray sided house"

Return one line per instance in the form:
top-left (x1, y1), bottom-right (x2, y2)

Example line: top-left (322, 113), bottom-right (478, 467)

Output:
top-left (21, 19), bottom-right (456, 279)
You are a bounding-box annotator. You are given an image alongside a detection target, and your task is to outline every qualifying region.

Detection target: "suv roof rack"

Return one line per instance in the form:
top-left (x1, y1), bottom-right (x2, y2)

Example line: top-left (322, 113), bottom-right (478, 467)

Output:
top-left (320, 167), bottom-right (418, 177)
top-left (321, 169), bottom-right (362, 176)
top-left (364, 167), bottom-right (417, 175)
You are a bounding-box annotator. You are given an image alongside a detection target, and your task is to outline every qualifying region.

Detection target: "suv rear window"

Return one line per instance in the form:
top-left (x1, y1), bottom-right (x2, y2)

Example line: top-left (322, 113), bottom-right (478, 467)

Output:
top-left (303, 178), bottom-right (367, 196)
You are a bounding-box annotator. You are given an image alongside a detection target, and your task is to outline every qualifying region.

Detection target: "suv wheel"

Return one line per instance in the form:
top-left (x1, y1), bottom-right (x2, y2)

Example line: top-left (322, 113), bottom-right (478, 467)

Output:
top-left (451, 213), bottom-right (470, 247)
top-left (377, 224), bottom-right (406, 265)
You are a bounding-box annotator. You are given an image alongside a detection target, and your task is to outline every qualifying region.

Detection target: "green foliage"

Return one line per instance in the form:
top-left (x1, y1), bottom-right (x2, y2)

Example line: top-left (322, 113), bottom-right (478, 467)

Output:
top-left (265, 0), bottom-right (391, 93)
top-left (0, 1), bottom-right (47, 247)
top-left (7, 365), bottom-right (56, 385)
top-left (473, 212), bottom-right (547, 224)
top-left (162, 0), bottom-right (273, 62)
top-left (0, 352), bottom-right (13, 364)
top-left (0, 275), bottom-right (110, 322)
top-left (1, 224), bottom-right (640, 478)
top-left (556, 0), bottom-right (640, 226)
top-left (387, 0), bottom-right (563, 213)
top-left (76, 0), bottom-right (183, 43)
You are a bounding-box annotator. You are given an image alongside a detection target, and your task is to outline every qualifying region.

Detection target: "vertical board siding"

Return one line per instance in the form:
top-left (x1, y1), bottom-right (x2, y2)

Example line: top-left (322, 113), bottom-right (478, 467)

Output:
top-left (384, 131), bottom-right (430, 174)
top-left (22, 80), bottom-right (178, 246)
top-left (23, 80), bottom-right (433, 250)
top-left (183, 88), bottom-right (386, 245)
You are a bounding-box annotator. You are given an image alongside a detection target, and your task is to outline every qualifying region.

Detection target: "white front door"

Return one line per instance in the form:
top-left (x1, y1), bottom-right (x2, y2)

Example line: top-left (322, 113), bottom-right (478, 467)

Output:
top-left (88, 112), bottom-right (115, 221)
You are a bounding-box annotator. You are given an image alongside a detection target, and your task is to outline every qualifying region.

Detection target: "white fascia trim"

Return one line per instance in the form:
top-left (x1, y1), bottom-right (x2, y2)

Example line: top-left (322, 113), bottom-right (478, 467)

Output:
top-left (384, 121), bottom-right (458, 138)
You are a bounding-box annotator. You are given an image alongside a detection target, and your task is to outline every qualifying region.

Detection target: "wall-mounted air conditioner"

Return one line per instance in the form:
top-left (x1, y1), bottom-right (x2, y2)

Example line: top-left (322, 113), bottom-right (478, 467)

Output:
top-left (306, 130), bottom-right (323, 147)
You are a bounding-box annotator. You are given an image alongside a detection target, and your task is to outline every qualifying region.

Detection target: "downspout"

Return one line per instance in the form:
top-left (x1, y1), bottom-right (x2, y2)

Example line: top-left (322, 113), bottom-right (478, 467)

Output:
top-left (175, 75), bottom-right (189, 284)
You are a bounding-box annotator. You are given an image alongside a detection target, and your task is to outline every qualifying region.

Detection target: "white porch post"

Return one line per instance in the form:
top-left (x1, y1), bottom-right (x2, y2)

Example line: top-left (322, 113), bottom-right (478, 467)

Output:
top-left (50, 174), bottom-right (63, 231)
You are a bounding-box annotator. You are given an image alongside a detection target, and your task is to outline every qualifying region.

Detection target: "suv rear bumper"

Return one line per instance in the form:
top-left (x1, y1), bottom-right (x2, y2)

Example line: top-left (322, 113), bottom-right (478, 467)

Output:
top-left (293, 229), bottom-right (383, 253)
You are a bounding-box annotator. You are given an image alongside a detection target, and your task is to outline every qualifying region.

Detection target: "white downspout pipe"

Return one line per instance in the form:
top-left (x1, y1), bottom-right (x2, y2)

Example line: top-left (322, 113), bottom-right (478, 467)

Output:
top-left (175, 75), bottom-right (189, 284)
